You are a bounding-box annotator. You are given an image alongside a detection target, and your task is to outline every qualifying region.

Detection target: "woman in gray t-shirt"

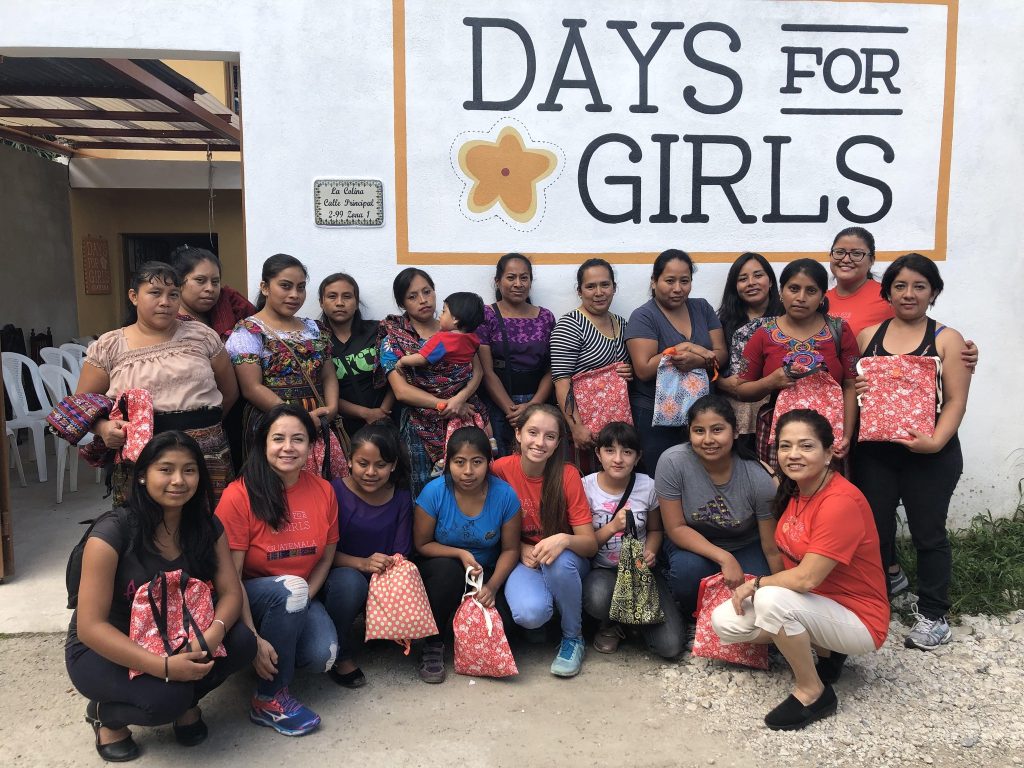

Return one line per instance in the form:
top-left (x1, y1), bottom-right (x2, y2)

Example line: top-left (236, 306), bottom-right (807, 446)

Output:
top-left (655, 395), bottom-right (782, 614)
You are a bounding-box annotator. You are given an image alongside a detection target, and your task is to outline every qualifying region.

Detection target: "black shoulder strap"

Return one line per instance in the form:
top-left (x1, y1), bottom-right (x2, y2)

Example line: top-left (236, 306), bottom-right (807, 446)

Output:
top-left (490, 303), bottom-right (513, 393)
top-left (614, 473), bottom-right (638, 538)
top-left (825, 315), bottom-right (844, 360)
top-left (614, 473), bottom-right (636, 514)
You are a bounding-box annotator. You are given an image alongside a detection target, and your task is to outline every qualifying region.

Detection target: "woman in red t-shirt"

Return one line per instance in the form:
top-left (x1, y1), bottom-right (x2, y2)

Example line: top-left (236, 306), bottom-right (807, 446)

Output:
top-left (711, 409), bottom-right (889, 731)
top-left (215, 403), bottom-right (343, 738)
top-left (492, 404), bottom-right (598, 678)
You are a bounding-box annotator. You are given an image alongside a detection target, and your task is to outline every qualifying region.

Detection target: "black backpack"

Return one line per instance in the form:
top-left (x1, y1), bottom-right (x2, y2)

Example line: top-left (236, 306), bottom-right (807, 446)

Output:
top-left (66, 508), bottom-right (132, 609)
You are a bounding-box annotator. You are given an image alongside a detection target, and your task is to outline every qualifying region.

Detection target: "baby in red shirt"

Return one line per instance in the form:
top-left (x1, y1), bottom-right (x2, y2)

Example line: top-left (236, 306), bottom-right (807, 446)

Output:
top-left (396, 291), bottom-right (497, 470)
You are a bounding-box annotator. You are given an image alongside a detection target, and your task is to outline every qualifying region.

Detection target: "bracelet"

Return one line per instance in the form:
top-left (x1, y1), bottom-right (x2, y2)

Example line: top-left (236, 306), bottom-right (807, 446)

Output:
top-left (212, 618), bottom-right (226, 631)
top-left (164, 656), bottom-right (169, 683)
top-left (435, 401), bottom-right (447, 411)
top-left (754, 575), bottom-right (763, 591)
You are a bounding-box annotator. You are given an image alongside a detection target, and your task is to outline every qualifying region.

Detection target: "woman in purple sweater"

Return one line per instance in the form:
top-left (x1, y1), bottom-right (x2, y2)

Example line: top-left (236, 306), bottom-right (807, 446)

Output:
top-left (327, 423), bottom-right (413, 687)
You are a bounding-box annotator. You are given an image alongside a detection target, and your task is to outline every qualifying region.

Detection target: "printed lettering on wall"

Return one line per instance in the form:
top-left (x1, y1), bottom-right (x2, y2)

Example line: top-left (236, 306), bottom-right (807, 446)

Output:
top-left (82, 235), bottom-right (111, 294)
top-left (394, 0), bottom-right (956, 263)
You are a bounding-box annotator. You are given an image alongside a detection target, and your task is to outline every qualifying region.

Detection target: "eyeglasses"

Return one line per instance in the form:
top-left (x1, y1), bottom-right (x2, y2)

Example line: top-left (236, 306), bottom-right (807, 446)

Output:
top-left (830, 248), bottom-right (869, 262)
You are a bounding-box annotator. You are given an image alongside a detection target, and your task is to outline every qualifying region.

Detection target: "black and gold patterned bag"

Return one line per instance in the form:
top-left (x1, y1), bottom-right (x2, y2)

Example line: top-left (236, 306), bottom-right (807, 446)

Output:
top-left (608, 507), bottom-right (665, 625)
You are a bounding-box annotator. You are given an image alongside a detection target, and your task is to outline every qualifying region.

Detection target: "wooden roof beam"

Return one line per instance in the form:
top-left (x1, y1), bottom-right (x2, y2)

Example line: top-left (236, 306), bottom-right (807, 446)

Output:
top-left (98, 59), bottom-right (240, 143)
top-left (71, 140), bottom-right (239, 152)
top-left (0, 108), bottom-right (216, 122)
top-left (0, 124), bottom-right (76, 155)
top-left (11, 125), bottom-right (221, 139)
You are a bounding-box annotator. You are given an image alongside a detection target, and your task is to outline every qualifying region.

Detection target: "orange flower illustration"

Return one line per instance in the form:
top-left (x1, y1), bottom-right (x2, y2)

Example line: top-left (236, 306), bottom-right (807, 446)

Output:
top-left (457, 126), bottom-right (558, 224)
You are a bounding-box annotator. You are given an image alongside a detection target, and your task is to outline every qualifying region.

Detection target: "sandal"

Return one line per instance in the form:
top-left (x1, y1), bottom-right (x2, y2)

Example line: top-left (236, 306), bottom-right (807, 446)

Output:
top-left (418, 640), bottom-right (446, 684)
top-left (85, 701), bottom-right (140, 762)
top-left (329, 665), bottom-right (367, 689)
top-left (593, 623), bottom-right (626, 654)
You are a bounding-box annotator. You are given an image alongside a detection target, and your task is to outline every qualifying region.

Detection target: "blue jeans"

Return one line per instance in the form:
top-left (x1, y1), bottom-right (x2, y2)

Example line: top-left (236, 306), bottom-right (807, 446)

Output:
top-left (662, 538), bottom-right (771, 616)
top-left (245, 569), bottom-right (349, 696)
top-left (504, 550), bottom-right (590, 639)
top-left (320, 566), bottom-right (370, 663)
top-left (488, 393), bottom-right (533, 457)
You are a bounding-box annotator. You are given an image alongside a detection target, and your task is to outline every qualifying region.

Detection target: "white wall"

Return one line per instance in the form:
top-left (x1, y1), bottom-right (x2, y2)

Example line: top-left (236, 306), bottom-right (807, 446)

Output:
top-left (3, 0), bottom-right (1022, 525)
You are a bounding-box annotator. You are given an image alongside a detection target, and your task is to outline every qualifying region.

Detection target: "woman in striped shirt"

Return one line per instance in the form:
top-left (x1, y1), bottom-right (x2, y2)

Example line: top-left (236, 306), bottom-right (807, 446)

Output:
top-left (550, 259), bottom-right (633, 474)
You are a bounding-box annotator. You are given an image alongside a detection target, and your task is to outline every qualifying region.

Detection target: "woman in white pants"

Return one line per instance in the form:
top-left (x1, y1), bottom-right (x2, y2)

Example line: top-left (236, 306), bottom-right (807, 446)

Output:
top-left (712, 409), bottom-right (889, 731)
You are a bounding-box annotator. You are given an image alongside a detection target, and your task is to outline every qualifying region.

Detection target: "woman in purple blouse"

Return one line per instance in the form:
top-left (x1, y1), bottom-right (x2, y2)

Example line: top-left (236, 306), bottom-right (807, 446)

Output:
top-left (476, 253), bottom-right (556, 456)
top-left (327, 423), bottom-right (413, 688)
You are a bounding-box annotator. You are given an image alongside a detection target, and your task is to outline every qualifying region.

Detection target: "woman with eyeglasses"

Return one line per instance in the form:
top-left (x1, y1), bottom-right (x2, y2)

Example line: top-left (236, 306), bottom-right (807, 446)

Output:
top-left (824, 228), bottom-right (894, 337)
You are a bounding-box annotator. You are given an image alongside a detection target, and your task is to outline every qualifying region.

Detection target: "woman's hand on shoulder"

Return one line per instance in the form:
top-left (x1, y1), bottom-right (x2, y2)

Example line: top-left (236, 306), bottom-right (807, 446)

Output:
top-left (961, 339), bottom-right (979, 372)
top-left (166, 650), bottom-right (214, 682)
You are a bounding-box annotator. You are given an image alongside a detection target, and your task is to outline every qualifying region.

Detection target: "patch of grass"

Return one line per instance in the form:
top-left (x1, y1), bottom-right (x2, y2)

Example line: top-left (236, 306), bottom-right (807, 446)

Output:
top-left (895, 482), bottom-right (1024, 618)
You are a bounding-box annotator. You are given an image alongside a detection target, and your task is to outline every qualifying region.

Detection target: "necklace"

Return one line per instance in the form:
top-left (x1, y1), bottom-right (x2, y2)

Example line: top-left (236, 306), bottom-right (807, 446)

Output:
top-left (794, 469), bottom-right (831, 517)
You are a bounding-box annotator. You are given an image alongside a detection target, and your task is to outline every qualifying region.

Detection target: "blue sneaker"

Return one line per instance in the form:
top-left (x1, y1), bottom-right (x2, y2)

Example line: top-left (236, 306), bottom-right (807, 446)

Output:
top-left (249, 689), bottom-right (321, 736)
top-left (550, 636), bottom-right (585, 677)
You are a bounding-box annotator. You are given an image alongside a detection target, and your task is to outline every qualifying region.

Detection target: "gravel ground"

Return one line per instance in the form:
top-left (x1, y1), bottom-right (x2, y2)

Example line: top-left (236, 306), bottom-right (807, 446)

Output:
top-left (657, 605), bottom-right (1024, 768)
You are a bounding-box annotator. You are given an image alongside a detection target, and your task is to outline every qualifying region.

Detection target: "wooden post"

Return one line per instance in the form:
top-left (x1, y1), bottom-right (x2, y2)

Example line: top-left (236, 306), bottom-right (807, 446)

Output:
top-left (0, 386), bottom-right (13, 579)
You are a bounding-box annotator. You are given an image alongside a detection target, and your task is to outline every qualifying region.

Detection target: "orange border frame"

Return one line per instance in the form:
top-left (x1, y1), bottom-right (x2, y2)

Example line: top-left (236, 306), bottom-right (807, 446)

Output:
top-left (393, 0), bottom-right (957, 264)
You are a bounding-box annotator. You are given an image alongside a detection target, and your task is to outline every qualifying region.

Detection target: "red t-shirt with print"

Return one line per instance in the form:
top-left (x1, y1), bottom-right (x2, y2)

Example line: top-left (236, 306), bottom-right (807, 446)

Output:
top-left (216, 471), bottom-right (339, 580)
top-left (775, 473), bottom-right (889, 648)
top-left (826, 280), bottom-right (894, 337)
top-left (491, 455), bottom-right (591, 544)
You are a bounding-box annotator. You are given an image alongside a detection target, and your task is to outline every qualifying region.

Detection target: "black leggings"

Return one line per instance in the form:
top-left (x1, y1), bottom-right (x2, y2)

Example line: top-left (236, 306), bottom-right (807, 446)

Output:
top-left (853, 435), bottom-right (962, 618)
top-left (417, 557), bottom-right (512, 642)
top-left (65, 623), bottom-right (256, 730)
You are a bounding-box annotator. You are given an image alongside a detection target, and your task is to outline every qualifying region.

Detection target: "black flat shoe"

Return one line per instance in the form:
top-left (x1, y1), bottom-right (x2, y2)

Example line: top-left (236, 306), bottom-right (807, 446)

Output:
top-left (764, 684), bottom-right (838, 731)
top-left (815, 652), bottom-right (848, 684)
top-left (85, 701), bottom-right (140, 762)
top-left (329, 665), bottom-right (367, 689)
top-left (173, 710), bottom-right (209, 746)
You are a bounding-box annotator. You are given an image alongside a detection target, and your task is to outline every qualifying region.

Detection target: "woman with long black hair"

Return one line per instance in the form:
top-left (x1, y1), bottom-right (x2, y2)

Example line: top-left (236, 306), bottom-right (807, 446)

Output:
top-left (216, 403), bottom-right (347, 737)
top-left (67, 431), bottom-right (255, 761)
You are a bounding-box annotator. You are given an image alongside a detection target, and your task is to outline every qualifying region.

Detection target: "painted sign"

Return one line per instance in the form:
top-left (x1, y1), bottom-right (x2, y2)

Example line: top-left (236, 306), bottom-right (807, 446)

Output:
top-left (394, 0), bottom-right (956, 263)
top-left (82, 235), bottom-right (111, 294)
top-left (314, 179), bottom-right (385, 226)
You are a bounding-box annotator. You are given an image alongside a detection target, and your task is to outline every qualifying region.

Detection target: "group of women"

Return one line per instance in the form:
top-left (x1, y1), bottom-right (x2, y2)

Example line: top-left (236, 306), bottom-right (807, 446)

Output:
top-left (67, 227), bottom-right (976, 758)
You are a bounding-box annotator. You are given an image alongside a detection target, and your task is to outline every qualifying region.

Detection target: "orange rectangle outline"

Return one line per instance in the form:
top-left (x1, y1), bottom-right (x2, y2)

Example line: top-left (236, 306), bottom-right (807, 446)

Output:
top-left (392, 0), bottom-right (957, 265)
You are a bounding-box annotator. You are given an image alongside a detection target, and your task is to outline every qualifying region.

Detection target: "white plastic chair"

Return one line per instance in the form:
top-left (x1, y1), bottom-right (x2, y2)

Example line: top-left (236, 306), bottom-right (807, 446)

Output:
top-left (38, 363), bottom-right (101, 502)
top-left (6, 424), bottom-right (27, 488)
top-left (61, 342), bottom-right (90, 365)
top-left (40, 346), bottom-right (81, 377)
top-left (2, 352), bottom-right (50, 482)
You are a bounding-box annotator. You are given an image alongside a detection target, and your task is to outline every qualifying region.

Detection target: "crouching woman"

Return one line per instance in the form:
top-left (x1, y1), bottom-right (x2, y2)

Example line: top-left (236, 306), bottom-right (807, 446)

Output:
top-left (711, 410), bottom-right (889, 731)
top-left (66, 431), bottom-right (255, 762)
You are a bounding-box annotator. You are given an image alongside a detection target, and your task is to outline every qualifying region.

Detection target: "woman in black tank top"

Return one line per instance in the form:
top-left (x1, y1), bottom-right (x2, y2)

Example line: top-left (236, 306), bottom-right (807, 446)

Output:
top-left (852, 254), bottom-right (972, 652)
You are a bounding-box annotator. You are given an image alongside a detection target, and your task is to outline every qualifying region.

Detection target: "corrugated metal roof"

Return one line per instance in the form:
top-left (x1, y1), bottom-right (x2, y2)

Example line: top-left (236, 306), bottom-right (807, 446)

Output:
top-left (0, 57), bottom-right (240, 154)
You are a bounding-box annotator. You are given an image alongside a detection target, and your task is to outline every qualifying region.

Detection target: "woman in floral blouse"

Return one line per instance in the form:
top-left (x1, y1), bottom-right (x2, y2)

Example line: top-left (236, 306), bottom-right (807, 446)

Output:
top-left (226, 254), bottom-right (346, 479)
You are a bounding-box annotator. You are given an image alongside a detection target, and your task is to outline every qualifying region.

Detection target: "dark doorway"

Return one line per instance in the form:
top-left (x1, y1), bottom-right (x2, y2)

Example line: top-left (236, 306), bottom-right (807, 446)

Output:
top-left (122, 233), bottom-right (219, 279)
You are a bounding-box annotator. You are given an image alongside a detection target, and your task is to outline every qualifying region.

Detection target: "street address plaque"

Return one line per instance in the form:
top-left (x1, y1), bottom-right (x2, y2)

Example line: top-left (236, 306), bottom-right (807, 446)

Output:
top-left (314, 179), bottom-right (384, 227)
